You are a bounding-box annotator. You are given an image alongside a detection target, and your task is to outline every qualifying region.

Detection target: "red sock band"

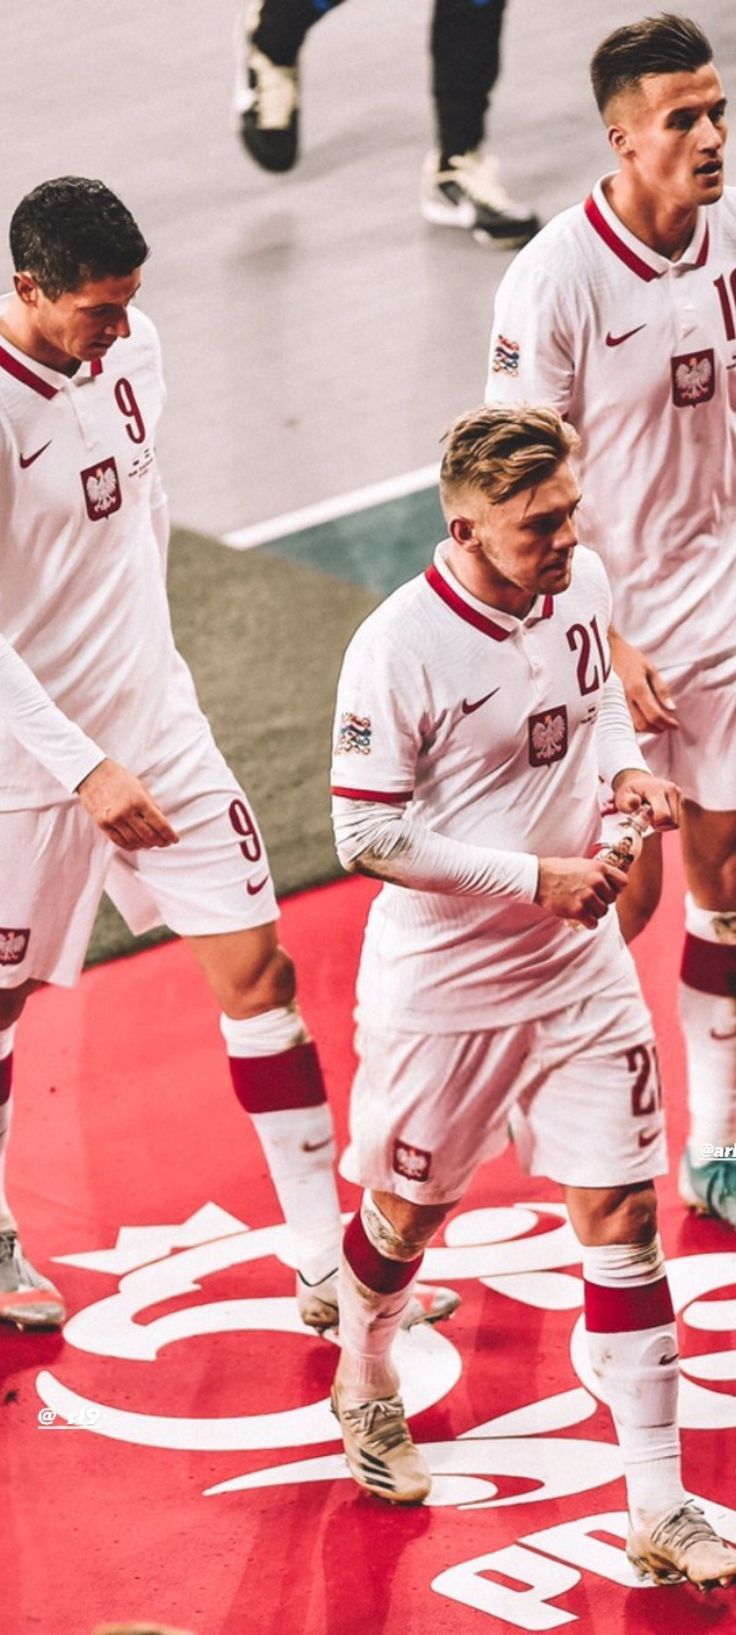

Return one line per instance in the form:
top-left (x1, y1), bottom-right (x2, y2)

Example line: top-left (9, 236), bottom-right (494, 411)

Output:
top-left (343, 1210), bottom-right (422, 1295)
top-left (584, 1275), bottom-right (674, 1333)
top-left (0, 1055), bottom-right (12, 1106)
top-left (680, 932), bottom-right (736, 997)
top-left (228, 1040), bottom-right (327, 1114)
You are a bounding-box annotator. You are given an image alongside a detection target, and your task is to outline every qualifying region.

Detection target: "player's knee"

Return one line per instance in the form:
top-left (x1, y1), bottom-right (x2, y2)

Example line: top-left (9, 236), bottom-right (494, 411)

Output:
top-left (569, 1182), bottom-right (658, 1246)
top-left (221, 945), bottom-right (297, 1019)
top-left (373, 1190), bottom-right (453, 1256)
top-left (607, 1185), bottom-right (658, 1245)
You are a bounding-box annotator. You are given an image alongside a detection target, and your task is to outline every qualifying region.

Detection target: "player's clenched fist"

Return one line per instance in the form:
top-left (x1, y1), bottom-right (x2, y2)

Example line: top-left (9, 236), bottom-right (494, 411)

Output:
top-left (75, 758), bottom-right (180, 851)
top-left (535, 857), bottom-right (629, 930)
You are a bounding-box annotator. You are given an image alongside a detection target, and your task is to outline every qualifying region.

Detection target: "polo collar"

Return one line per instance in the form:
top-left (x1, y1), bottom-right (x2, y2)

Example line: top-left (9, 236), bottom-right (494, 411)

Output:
top-left (425, 542), bottom-right (554, 641)
top-left (584, 175), bottom-right (710, 281)
top-left (0, 300), bottom-right (104, 398)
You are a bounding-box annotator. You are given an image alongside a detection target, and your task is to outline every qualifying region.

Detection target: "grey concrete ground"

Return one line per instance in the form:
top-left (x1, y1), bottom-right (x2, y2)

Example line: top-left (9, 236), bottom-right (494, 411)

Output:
top-left (1, 1), bottom-right (734, 535)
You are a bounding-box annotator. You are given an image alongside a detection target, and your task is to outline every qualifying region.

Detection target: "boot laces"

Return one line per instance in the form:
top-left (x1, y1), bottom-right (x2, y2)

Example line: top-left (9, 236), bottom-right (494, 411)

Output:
top-left (343, 1397), bottom-right (409, 1455)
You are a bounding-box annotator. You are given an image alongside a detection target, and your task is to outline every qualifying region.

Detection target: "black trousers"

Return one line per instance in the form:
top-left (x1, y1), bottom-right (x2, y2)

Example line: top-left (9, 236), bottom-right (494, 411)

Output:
top-left (254, 0), bottom-right (508, 157)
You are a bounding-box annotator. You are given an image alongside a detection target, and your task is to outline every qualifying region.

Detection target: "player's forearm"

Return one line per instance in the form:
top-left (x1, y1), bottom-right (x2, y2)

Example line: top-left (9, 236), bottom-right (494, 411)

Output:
top-left (0, 635), bottom-right (104, 792)
top-left (332, 797), bottom-right (539, 901)
top-left (595, 668), bottom-right (649, 784)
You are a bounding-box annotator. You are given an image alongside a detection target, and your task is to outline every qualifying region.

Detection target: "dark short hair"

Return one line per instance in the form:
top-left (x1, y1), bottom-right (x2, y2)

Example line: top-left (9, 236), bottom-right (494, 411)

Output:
top-left (9, 176), bottom-right (149, 299)
top-left (440, 405), bottom-right (580, 509)
top-left (590, 14), bottom-right (713, 117)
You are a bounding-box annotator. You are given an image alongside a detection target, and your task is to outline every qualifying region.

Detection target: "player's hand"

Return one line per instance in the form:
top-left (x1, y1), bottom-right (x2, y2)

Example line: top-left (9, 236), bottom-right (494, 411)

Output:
top-left (536, 856), bottom-right (629, 930)
top-left (609, 631), bottom-right (678, 733)
top-left (612, 769), bottom-right (681, 830)
top-left (75, 759), bottom-right (180, 851)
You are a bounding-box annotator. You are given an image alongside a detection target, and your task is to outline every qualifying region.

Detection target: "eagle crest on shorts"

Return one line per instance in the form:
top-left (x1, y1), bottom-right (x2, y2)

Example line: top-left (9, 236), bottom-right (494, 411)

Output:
top-left (81, 457), bottom-right (122, 520)
top-left (334, 712), bottom-right (372, 756)
top-left (671, 349), bottom-right (715, 407)
top-left (0, 928), bottom-right (29, 966)
top-left (528, 706), bottom-right (568, 767)
top-left (393, 1138), bottom-right (432, 1183)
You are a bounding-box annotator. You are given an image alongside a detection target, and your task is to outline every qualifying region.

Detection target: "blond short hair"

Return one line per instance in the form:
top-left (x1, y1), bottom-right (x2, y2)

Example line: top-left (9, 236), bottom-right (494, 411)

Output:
top-left (440, 405), bottom-right (580, 510)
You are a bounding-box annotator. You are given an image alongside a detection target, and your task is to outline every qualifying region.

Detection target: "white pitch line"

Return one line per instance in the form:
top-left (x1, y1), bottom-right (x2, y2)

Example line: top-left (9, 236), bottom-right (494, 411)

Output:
top-left (222, 463), bottom-right (440, 551)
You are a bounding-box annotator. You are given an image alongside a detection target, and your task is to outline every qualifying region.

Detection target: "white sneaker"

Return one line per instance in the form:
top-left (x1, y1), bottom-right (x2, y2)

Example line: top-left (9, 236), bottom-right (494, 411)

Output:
top-left (420, 148), bottom-right (540, 247)
top-left (627, 1503), bottom-right (736, 1590)
top-left (0, 1231), bottom-right (65, 1329)
top-left (331, 1370), bottom-right (431, 1504)
top-left (233, 2), bottom-right (300, 172)
top-left (296, 1268), bottom-right (460, 1333)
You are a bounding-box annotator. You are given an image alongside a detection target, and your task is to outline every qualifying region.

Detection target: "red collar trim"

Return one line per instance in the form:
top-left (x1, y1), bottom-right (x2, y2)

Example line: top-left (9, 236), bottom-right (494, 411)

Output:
top-left (694, 221), bottom-right (710, 269)
top-left (426, 565), bottom-right (553, 636)
top-left (0, 343), bottom-right (59, 399)
top-left (583, 195), bottom-right (662, 283)
top-left (90, 357), bottom-right (103, 377)
top-left (425, 563), bottom-right (512, 641)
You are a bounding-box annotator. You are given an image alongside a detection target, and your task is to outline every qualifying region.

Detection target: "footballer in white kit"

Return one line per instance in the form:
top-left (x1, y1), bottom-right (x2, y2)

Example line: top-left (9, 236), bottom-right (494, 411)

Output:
top-left (486, 14), bottom-right (736, 1227)
top-left (334, 535), bottom-right (664, 1198)
top-left (321, 404), bottom-right (736, 1592)
top-left (0, 175), bottom-right (372, 1342)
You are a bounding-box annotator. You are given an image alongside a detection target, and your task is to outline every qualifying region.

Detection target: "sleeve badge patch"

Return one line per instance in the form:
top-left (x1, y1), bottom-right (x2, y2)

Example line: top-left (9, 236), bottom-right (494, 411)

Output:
top-left (491, 334), bottom-right (520, 375)
top-left (335, 711), bottom-right (372, 756)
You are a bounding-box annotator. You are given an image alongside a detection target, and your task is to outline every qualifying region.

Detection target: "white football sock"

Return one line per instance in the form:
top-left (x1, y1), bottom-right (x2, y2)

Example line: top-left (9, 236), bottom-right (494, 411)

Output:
top-left (250, 1103), bottom-right (342, 1281)
top-left (583, 1237), bottom-right (684, 1527)
top-left (337, 1193), bottom-right (423, 1402)
top-left (222, 1007), bottom-right (342, 1282)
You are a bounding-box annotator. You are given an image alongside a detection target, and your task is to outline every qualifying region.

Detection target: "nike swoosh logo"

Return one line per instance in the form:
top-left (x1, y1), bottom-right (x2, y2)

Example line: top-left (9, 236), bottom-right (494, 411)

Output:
top-left (246, 875), bottom-right (269, 896)
top-left (605, 325), bottom-right (646, 348)
top-left (19, 440), bottom-right (52, 468)
top-left (638, 1128), bottom-right (659, 1148)
top-left (462, 688), bottom-right (500, 715)
top-left (302, 1138), bottom-right (332, 1154)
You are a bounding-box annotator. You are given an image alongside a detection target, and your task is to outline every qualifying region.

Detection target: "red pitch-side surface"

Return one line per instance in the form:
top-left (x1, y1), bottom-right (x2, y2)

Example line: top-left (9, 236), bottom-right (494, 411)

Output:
top-left (2, 840), bottom-right (735, 1635)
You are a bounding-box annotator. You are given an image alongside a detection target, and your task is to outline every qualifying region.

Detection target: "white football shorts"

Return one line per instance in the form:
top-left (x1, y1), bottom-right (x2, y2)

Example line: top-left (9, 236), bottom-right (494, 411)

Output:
top-left (639, 647), bottom-right (736, 811)
top-left (340, 956), bottom-right (667, 1200)
top-left (0, 725), bottom-right (278, 988)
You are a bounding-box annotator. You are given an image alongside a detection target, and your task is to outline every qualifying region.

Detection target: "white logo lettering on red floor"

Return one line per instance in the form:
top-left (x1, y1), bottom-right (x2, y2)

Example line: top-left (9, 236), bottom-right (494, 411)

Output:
top-left (35, 1200), bottom-right (736, 1628)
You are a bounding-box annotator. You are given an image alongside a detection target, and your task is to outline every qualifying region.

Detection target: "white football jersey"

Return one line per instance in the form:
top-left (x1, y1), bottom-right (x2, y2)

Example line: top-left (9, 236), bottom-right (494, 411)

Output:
top-left (486, 178), bottom-right (736, 666)
top-left (0, 302), bottom-right (200, 807)
top-left (331, 542), bottom-right (646, 1029)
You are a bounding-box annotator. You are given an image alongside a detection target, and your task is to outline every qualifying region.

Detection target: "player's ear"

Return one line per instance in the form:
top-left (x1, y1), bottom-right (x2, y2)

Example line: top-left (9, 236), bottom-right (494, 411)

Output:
top-left (449, 516), bottom-right (477, 550)
top-left (608, 121), bottom-right (633, 159)
top-left (14, 271), bottom-right (40, 306)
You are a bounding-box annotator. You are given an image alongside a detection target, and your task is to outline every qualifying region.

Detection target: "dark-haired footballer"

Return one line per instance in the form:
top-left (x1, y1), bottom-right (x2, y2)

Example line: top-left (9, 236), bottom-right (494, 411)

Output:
top-left (486, 14), bottom-right (736, 1235)
top-left (0, 176), bottom-right (457, 1339)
